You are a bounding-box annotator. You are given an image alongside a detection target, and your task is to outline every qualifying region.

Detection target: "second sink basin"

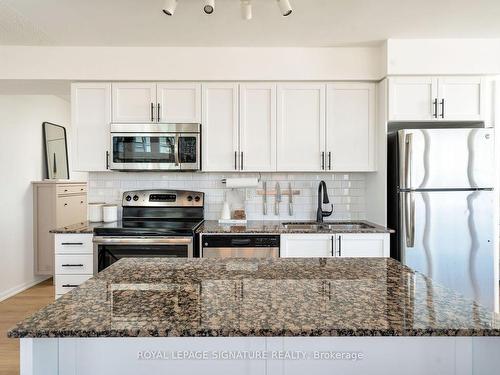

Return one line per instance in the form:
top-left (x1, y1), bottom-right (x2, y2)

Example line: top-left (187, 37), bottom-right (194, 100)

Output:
top-left (281, 221), bottom-right (375, 231)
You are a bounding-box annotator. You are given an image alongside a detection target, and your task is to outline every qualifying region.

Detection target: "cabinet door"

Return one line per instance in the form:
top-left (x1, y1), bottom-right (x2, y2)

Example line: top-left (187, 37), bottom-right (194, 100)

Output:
top-left (111, 83), bottom-right (156, 123)
top-left (56, 195), bottom-right (87, 227)
top-left (277, 84), bottom-right (326, 171)
top-left (239, 83), bottom-right (277, 171)
top-left (157, 83), bottom-right (201, 123)
top-left (202, 83), bottom-right (239, 171)
top-left (71, 83), bottom-right (111, 171)
top-left (336, 233), bottom-right (389, 258)
top-left (280, 234), bottom-right (333, 258)
top-left (438, 77), bottom-right (485, 121)
top-left (326, 83), bottom-right (376, 172)
top-left (388, 77), bottom-right (438, 121)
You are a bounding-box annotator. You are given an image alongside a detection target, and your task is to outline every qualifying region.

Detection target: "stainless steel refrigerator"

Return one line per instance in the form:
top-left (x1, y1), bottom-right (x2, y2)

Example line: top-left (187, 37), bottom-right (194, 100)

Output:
top-left (387, 128), bottom-right (497, 311)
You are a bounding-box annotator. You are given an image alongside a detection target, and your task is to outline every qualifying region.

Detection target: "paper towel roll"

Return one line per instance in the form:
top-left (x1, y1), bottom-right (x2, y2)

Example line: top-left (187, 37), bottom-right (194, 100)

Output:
top-left (224, 178), bottom-right (259, 188)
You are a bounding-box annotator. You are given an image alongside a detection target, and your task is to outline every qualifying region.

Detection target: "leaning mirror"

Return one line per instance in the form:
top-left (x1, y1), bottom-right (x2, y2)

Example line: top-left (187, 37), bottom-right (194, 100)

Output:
top-left (42, 122), bottom-right (69, 180)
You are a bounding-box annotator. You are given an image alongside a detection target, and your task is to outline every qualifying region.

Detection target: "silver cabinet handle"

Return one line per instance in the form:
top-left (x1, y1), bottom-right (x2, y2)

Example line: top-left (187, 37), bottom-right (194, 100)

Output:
top-left (321, 152), bottom-right (325, 170)
top-left (61, 242), bottom-right (83, 246)
top-left (157, 103), bottom-right (161, 122)
top-left (433, 98), bottom-right (438, 118)
top-left (330, 236), bottom-right (334, 256)
top-left (240, 152), bottom-right (244, 170)
top-left (328, 152), bottom-right (332, 170)
top-left (62, 284), bottom-right (78, 288)
top-left (62, 264), bottom-right (84, 267)
top-left (338, 235), bottom-right (342, 256)
top-left (174, 134), bottom-right (180, 166)
top-left (106, 151), bottom-right (110, 169)
top-left (440, 99), bottom-right (445, 118)
top-left (234, 151), bottom-right (238, 170)
top-left (151, 103), bottom-right (154, 122)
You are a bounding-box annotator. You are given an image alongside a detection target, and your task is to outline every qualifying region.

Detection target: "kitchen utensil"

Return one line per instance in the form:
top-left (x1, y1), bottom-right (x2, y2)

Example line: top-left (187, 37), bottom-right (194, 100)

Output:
top-left (288, 183), bottom-right (293, 216)
top-left (275, 182), bottom-right (281, 215)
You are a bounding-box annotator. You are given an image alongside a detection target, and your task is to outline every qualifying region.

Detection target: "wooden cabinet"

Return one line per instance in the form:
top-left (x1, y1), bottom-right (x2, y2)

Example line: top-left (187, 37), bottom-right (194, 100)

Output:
top-left (388, 76), bottom-right (487, 122)
top-left (54, 233), bottom-right (93, 299)
top-left (277, 83), bottom-right (326, 171)
top-left (280, 234), bottom-right (333, 257)
top-left (202, 83), bottom-right (239, 171)
top-left (33, 182), bottom-right (87, 276)
top-left (71, 83), bottom-right (111, 171)
top-left (157, 83), bottom-right (201, 123)
top-left (111, 82), bottom-right (156, 123)
top-left (280, 233), bottom-right (390, 258)
top-left (326, 83), bottom-right (376, 171)
top-left (239, 83), bottom-right (277, 171)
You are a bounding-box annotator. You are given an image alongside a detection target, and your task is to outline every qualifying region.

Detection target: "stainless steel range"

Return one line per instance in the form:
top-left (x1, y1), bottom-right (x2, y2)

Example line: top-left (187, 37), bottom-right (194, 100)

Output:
top-left (93, 189), bottom-right (204, 273)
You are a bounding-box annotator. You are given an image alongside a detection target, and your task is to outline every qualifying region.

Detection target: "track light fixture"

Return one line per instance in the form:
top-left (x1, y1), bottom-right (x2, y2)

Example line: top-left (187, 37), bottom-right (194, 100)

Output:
top-left (277, 0), bottom-right (292, 16)
top-left (241, 0), bottom-right (252, 20)
top-left (203, 0), bottom-right (215, 14)
top-left (162, 0), bottom-right (178, 16)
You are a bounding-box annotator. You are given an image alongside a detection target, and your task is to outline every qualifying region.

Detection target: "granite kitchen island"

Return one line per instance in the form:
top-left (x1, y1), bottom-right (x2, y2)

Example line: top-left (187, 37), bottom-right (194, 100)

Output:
top-left (9, 258), bottom-right (500, 375)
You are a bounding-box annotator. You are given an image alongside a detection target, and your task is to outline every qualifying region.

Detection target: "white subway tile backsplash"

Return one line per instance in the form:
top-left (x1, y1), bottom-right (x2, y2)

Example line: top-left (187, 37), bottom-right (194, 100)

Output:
top-left (88, 172), bottom-right (367, 221)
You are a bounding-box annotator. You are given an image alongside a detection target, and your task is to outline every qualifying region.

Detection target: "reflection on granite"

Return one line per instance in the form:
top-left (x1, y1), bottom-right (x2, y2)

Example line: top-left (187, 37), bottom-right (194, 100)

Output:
top-left (197, 220), bottom-right (394, 234)
top-left (8, 258), bottom-right (499, 338)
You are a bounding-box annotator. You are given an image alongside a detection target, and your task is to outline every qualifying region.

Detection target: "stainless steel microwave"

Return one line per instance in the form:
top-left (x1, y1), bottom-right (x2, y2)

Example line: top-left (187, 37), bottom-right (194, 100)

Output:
top-left (109, 123), bottom-right (201, 171)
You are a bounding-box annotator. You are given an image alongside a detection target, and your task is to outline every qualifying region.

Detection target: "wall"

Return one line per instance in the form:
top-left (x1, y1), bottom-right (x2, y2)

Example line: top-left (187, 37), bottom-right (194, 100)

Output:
top-left (88, 172), bottom-right (367, 221)
top-left (0, 95), bottom-right (71, 301)
top-left (0, 46), bottom-right (384, 81)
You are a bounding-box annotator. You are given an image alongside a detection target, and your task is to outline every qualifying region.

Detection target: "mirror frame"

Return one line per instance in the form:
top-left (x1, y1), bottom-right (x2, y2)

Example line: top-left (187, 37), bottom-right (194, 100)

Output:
top-left (42, 122), bottom-right (70, 180)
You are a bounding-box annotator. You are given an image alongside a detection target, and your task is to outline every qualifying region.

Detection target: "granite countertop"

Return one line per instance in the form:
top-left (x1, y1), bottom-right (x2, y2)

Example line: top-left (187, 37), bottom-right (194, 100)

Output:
top-left (197, 220), bottom-right (394, 234)
top-left (50, 221), bottom-right (103, 234)
top-left (8, 258), bottom-right (499, 338)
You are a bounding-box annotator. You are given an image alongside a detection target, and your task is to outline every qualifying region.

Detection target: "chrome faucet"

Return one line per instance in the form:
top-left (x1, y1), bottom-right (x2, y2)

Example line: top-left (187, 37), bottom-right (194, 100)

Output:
top-left (316, 181), bottom-right (333, 222)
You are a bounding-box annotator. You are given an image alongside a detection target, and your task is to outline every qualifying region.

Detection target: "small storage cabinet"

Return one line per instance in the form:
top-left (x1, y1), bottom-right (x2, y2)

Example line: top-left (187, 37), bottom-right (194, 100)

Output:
top-left (54, 233), bottom-right (94, 299)
top-left (32, 181), bottom-right (87, 275)
top-left (280, 233), bottom-right (389, 258)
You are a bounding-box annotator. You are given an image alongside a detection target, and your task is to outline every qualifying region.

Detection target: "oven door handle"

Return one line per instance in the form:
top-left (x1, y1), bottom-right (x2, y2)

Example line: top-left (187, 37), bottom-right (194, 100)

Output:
top-left (93, 237), bottom-right (193, 245)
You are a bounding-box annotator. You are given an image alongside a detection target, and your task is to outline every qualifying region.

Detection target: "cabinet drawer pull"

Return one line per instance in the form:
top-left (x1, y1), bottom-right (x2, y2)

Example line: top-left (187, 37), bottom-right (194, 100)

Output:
top-left (328, 152), bottom-right (332, 170)
top-left (64, 203), bottom-right (68, 206)
top-left (61, 242), bottom-right (84, 246)
top-left (234, 151), bottom-right (237, 170)
top-left (157, 103), bottom-right (161, 122)
top-left (440, 99), bottom-right (445, 118)
top-left (433, 98), bottom-right (438, 118)
top-left (321, 152), bottom-right (325, 170)
top-left (61, 264), bottom-right (84, 267)
top-left (338, 235), bottom-right (342, 256)
top-left (151, 102), bottom-right (154, 122)
top-left (62, 284), bottom-right (78, 288)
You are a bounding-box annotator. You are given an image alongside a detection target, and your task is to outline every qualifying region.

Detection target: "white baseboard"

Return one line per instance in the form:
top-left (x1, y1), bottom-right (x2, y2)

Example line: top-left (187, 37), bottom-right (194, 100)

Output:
top-left (0, 276), bottom-right (51, 302)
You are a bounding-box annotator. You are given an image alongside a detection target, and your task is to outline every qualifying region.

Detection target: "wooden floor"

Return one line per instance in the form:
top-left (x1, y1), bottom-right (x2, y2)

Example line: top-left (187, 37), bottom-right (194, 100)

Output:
top-left (0, 279), bottom-right (54, 375)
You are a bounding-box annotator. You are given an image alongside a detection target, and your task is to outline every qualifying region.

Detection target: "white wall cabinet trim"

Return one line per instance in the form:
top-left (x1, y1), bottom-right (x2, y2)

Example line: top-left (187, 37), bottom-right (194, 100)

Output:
top-left (111, 82), bottom-right (156, 123)
top-left (277, 83), bottom-right (326, 171)
top-left (157, 82), bottom-right (201, 123)
top-left (202, 83), bottom-right (239, 172)
top-left (239, 83), bottom-right (277, 172)
top-left (326, 82), bottom-right (376, 172)
top-left (71, 83), bottom-right (111, 172)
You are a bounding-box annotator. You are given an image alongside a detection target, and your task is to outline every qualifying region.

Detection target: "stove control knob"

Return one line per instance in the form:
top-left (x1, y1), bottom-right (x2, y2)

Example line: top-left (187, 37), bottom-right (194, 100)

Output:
top-left (133, 195), bottom-right (139, 201)
top-left (187, 196), bottom-right (193, 202)
top-left (125, 195), bottom-right (132, 202)
top-left (194, 196), bottom-right (201, 202)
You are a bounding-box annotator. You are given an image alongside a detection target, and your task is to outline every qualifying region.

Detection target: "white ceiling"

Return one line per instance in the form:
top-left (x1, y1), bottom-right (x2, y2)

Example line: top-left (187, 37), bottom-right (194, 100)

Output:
top-left (1, 0), bottom-right (500, 47)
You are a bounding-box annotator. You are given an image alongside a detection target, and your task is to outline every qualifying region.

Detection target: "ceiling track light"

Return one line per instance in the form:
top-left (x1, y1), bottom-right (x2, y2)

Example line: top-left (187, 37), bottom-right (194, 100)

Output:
top-left (241, 0), bottom-right (252, 20)
top-left (203, 0), bottom-right (215, 14)
top-left (162, 0), bottom-right (178, 16)
top-left (277, 0), bottom-right (292, 16)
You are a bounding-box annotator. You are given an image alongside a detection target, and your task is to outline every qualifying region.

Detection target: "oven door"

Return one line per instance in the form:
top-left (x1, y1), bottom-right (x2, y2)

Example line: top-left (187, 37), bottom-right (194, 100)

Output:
top-left (110, 132), bottom-right (180, 171)
top-left (93, 237), bottom-right (193, 274)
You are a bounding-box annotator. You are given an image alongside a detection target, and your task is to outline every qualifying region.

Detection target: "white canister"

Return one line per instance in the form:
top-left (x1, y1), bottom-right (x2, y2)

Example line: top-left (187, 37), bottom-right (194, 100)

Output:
top-left (102, 204), bottom-right (118, 223)
top-left (88, 202), bottom-right (105, 222)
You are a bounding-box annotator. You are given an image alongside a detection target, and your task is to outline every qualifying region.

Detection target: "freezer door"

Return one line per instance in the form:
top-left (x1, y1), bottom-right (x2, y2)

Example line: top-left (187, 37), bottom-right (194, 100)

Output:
top-left (398, 128), bottom-right (494, 189)
top-left (400, 190), bottom-right (496, 310)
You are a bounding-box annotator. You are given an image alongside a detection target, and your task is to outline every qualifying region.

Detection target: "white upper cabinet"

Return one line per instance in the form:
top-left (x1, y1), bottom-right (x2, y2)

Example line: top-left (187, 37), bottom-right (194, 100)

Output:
top-left (326, 83), bottom-right (376, 172)
top-left (437, 77), bottom-right (485, 121)
top-left (277, 84), bottom-right (326, 171)
top-left (157, 83), bottom-right (201, 123)
top-left (112, 83), bottom-right (156, 123)
top-left (202, 83), bottom-right (239, 171)
top-left (388, 76), bottom-right (487, 122)
top-left (71, 83), bottom-right (111, 171)
top-left (239, 83), bottom-right (277, 172)
top-left (388, 77), bottom-right (438, 121)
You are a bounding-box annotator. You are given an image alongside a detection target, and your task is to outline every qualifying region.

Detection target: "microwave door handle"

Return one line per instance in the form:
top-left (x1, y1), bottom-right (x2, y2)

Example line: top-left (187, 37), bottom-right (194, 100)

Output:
top-left (174, 134), bottom-right (180, 167)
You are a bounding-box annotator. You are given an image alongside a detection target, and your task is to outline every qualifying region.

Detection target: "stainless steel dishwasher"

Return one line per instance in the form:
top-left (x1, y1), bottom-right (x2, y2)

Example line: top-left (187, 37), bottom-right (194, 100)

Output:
top-left (201, 235), bottom-right (280, 258)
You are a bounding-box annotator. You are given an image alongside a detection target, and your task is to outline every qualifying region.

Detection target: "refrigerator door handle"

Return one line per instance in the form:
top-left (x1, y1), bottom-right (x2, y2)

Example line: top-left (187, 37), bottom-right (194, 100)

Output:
top-left (405, 192), bottom-right (415, 248)
top-left (404, 133), bottom-right (413, 190)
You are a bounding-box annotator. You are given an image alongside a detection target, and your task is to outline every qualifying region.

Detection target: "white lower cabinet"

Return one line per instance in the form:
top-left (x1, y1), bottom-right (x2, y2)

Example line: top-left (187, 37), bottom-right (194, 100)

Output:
top-left (54, 233), bottom-right (94, 299)
top-left (280, 233), bottom-right (389, 258)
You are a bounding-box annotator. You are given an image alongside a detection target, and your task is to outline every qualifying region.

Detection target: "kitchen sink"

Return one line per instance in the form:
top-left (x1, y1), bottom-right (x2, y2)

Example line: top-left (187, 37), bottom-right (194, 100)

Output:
top-left (281, 221), bottom-right (376, 231)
